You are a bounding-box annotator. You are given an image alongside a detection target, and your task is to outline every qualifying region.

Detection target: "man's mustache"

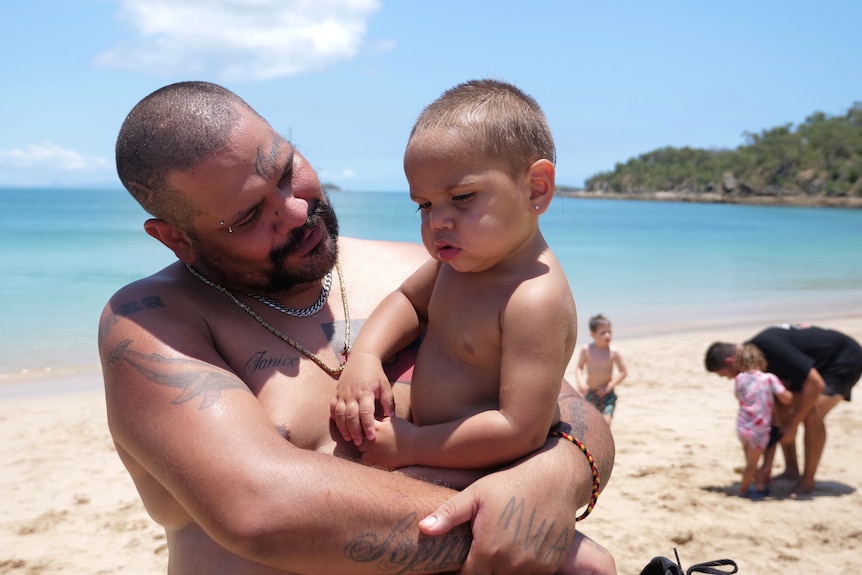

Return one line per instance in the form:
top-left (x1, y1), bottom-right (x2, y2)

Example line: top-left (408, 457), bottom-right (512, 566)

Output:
top-left (270, 200), bottom-right (328, 262)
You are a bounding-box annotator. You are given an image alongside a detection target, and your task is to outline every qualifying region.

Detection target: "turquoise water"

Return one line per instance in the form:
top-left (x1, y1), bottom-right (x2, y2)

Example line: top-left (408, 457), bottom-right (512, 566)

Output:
top-left (2, 187), bottom-right (861, 376)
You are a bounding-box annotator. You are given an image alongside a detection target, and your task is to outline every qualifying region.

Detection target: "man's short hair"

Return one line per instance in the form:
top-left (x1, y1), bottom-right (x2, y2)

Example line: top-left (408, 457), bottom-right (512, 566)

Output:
top-left (704, 342), bottom-right (738, 372)
top-left (116, 81), bottom-right (258, 227)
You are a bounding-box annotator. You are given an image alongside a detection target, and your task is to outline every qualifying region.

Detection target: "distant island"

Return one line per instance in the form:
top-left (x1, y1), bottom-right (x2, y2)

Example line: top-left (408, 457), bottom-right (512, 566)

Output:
top-left (559, 102), bottom-right (862, 208)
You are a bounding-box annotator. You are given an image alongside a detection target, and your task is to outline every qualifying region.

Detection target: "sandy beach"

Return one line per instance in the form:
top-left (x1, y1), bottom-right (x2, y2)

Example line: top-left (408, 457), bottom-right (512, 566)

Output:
top-left (1, 314), bottom-right (860, 575)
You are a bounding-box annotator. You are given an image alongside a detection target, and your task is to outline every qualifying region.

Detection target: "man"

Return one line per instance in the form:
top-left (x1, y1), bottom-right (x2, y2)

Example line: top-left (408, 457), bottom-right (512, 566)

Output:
top-left (99, 81), bottom-right (616, 574)
top-left (705, 324), bottom-right (862, 497)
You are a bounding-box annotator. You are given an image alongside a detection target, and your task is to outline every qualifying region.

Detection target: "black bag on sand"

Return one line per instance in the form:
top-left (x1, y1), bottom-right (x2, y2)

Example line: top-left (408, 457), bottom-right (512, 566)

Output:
top-left (638, 549), bottom-right (738, 575)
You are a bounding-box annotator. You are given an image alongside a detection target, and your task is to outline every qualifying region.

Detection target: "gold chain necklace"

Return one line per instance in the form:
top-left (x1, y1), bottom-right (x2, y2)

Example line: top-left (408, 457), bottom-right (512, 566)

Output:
top-left (185, 261), bottom-right (350, 377)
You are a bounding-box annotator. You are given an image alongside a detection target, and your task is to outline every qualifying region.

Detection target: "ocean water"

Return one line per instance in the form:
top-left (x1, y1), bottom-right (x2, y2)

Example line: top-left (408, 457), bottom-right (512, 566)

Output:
top-left (2, 187), bottom-right (861, 377)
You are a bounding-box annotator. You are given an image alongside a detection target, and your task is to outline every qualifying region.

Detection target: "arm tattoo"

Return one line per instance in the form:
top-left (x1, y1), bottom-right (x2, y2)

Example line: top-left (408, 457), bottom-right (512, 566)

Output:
top-left (344, 513), bottom-right (469, 574)
top-left (554, 397), bottom-right (589, 442)
top-left (98, 296), bottom-right (165, 341)
top-left (496, 497), bottom-right (572, 565)
top-left (101, 295), bottom-right (248, 409)
top-left (108, 339), bottom-right (249, 409)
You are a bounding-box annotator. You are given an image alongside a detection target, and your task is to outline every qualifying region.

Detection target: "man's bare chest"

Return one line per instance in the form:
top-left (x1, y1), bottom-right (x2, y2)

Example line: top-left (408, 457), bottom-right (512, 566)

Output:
top-left (217, 322), bottom-right (347, 453)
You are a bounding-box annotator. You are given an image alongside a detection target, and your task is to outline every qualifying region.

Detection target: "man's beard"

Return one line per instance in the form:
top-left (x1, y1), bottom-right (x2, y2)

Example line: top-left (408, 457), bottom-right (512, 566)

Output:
top-left (265, 197), bottom-right (340, 292)
top-left (192, 195), bottom-right (340, 295)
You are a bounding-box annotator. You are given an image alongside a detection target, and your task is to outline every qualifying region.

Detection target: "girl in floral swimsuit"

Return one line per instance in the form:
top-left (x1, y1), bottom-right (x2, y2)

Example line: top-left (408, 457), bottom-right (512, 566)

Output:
top-left (733, 345), bottom-right (793, 499)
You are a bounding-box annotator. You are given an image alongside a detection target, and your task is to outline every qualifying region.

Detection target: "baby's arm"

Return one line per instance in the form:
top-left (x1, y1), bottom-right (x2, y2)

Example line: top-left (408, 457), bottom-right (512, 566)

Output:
top-left (770, 375), bottom-right (794, 405)
top-left (364, 284), bottom-right (573, 470)
top-left (332, 259), bottom-right (439, 445)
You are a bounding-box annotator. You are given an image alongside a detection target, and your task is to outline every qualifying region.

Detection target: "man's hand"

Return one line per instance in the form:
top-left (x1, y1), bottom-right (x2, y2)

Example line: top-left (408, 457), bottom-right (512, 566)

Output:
top-left (419, 477), bottom-right (615, 575)
top-left (417, 437), bottom-right (609, 575)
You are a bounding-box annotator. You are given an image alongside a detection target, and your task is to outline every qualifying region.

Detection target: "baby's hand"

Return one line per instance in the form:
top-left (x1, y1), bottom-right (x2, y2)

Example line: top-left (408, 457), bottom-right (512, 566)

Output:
top-left (331, 353), bottom-right (395, 445)
top-left (359, 417), bottom-right (416, 469)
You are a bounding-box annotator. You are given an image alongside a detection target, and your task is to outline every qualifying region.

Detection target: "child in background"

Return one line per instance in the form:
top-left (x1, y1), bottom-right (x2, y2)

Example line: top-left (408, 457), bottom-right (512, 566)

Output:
top-left (575, 314), bottom-right (628, 426)
top-left (330, 79), bottom-right (578, 487)
top-left (731, 344), bottom-right (793, 499)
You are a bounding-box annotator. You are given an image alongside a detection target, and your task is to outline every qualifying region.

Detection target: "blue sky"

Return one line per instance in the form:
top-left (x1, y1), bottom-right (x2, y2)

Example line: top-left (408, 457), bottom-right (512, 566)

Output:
top-left (1, 0), bottom-right (860, 191)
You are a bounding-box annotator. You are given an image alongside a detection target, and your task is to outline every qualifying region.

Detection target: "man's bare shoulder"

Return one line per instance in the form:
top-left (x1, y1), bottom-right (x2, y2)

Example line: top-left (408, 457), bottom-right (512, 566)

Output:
top-left (104, 262), bottom-right (192, 312)
top-left (99, 261), bottom-right (210, 350)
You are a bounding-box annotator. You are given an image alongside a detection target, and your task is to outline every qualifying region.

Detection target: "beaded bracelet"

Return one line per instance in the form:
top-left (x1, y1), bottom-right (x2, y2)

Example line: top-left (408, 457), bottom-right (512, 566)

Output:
top-left (549, 431), bottom-right (601, 521)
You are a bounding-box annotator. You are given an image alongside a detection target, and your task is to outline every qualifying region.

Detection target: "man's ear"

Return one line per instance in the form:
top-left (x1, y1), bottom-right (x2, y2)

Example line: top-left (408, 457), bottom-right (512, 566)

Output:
top-left (527, 159), bottom-right (556, 214)
top-left (144, 218), bottom-right (195, 264)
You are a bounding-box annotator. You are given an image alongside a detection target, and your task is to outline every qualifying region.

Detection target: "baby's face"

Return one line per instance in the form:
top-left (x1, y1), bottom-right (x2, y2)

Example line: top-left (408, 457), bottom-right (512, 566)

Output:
top-left (404, 131), bottom-right (537, 273)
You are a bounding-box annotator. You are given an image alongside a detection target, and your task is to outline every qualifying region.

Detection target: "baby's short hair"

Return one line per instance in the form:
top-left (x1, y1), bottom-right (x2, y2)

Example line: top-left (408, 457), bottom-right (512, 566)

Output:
top-left (408, 78), bottom-right (555, 176)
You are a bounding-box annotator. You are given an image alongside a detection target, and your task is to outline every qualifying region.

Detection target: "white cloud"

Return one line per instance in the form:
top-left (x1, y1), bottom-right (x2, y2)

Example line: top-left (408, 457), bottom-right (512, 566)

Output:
top-left (94, 0), bottom-right (381, 82)
top-left (0, 142), bottom-right (113, 186)
top-left (0, 142), bottom-right (110, 172)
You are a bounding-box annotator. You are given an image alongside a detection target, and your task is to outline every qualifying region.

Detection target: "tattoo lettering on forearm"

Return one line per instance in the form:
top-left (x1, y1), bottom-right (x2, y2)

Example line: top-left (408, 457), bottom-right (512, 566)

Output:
top-left (108, 340), bottom-right (249, 408)
top-left (99, 296), bottom-right (166, 341)
top-left (496, 497), bottom-right (572, 565)
top-left (344, 513), bottom-right (469, 574)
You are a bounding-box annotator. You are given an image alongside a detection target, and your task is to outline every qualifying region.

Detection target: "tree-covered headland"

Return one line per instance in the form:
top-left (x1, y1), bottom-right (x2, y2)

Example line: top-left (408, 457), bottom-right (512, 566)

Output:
top-left (572, 102), bottom-right (862, 206)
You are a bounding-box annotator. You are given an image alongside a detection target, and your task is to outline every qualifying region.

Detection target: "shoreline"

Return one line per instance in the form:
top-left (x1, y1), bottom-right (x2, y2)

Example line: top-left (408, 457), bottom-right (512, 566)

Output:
top-left (0, 366), bottom-right (104, 398)
top-left (1, 310), bottom-right (859, 394)
top-left (557, 189), bottom-right (862, 209)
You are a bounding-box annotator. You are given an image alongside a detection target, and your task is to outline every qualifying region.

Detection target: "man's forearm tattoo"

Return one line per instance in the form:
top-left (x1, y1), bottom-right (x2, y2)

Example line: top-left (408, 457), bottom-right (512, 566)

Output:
top-left (497, 496), bottom-right (571, 565)
top-left (342, 501), bottom-right (571, 573)
top-left (344, 513), bottom-right (469, 574)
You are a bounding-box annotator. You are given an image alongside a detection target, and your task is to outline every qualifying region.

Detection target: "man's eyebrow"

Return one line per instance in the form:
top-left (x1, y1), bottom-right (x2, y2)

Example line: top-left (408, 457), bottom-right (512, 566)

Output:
top-left (280, 141), bottom-right (295, 182)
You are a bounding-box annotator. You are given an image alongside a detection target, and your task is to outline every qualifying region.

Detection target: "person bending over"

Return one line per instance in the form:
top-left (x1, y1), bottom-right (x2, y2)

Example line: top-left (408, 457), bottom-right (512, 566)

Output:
top-left (705, 323), bottom-right (861, 497)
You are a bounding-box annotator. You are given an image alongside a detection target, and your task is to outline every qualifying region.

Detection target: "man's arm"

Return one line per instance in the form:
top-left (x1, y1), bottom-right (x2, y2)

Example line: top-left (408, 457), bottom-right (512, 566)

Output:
top-left (100, 284), bottom-right (473, 574)
top-left (555, 379), bottom-right (615, 489)
top-left (418, 380), bottom-right (615, 574)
